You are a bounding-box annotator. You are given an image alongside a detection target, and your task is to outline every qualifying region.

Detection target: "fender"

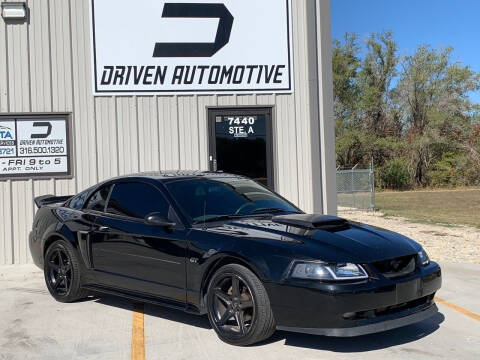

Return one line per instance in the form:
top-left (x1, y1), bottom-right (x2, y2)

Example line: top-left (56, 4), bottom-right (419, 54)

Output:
top-left (41, 224), bottom-right (80, 262)
top-left (186, 227), bottom-right (295, 311)
top-left (193, 251), bottom-right (267, 314)
top-left (201, 251), bottom-right (268, 286)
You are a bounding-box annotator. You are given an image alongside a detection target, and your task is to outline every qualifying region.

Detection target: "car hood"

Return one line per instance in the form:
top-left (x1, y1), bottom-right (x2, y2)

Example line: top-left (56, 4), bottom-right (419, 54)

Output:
top-left (205, 214), bottom-right (421, 263)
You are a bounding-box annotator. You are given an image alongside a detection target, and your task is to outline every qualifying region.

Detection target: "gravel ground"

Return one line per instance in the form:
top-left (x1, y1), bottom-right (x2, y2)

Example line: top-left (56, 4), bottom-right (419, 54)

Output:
top-left (339, 210), bottom-right (480, 264)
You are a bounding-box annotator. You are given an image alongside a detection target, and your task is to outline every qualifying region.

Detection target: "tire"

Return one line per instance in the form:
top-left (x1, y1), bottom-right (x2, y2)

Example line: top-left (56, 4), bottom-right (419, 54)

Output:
top-left (43, 239), bottom-right (89, 303)
top-left (206, 264), bottom-right (276, 346)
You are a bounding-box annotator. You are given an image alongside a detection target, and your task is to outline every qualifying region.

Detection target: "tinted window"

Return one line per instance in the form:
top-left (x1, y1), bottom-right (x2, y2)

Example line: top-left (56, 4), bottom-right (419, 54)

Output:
top-left (69, 189), bottom-right (89, 210)
top-left (85, 185), bottom-right (111, 212)
top-left (166, 178), bottom-right (299, 223)
top-left (106, 182), bottom-right (170, 219)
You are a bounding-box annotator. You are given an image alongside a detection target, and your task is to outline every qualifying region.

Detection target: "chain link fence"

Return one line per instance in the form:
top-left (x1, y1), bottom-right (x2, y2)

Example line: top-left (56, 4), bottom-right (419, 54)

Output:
top-left (336, 167), bottom-right (375, 211)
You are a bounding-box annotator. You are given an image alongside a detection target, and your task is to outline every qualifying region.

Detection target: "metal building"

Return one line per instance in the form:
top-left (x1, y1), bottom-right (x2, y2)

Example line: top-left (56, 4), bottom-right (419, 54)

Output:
top-left (0, 0), bottom-right (336, 265)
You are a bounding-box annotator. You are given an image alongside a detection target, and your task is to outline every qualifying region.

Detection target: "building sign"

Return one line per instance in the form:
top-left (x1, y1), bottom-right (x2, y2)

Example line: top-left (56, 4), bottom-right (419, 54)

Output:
top-left (215, 114), bottom-right (267, 140)
top-left (90, 0), bottom-right (293, 95)
top-left (221, 116), bottom-right (257, 138)
top-left (0, 118), bottom-right (71, 179)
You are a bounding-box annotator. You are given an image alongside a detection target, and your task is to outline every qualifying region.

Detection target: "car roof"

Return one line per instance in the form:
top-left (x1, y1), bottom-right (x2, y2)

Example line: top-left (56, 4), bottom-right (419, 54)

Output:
top-left (68, 171), bottom-right (252, 210)
top-left (108, 171), bottom-right (247, 182)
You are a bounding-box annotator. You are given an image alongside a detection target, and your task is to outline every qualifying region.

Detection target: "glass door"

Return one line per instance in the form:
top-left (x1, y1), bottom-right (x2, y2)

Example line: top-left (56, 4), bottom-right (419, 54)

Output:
top-left (208, 108), bottom-right (274, 189)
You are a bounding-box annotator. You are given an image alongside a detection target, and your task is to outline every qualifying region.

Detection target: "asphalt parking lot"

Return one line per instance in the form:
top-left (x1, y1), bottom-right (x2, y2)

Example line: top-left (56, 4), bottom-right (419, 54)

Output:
top-left (1, 263), bottom-right (479, 360)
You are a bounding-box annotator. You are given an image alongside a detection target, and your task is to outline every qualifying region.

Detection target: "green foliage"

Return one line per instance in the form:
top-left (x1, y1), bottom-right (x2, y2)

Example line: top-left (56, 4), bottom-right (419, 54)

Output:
top-left (379, 158), bottom-right (412, 190)
top-left (332, 33), bottom-right (360, 123)
top-left (357, 31), bottom-right (398, 136)
top-left (371, 136), bottom-right (405, 167)
top-left (335, 130), bottom-right (374, 168)
top-left (427, 152), bottom-right (462, 187)
top-left (333, 31), bottom-right (480, 189)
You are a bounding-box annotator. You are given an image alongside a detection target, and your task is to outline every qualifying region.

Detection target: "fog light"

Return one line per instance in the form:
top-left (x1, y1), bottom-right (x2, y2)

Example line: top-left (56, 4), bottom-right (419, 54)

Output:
top-left (1, 2), bottom-right (27, 20)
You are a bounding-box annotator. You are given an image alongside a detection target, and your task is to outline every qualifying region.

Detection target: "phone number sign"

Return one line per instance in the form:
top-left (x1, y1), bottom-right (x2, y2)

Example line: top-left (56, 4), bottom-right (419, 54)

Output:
top-left (0, 118), bottom-right (72, 179)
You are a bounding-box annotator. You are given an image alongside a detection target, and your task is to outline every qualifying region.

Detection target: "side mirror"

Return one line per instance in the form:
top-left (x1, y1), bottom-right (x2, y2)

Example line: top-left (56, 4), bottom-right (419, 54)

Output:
top-left (145, 212), bottom-right (176, 228)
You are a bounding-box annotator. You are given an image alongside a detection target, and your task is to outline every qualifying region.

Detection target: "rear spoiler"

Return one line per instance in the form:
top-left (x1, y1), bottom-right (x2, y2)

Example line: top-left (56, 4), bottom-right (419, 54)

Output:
top-left (34, 195), bottom-right (73, 208)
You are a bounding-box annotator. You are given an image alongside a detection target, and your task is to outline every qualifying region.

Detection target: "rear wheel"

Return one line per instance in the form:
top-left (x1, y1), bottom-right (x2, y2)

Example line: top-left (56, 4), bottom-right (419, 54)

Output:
top-left (206, 264), bottom-right (276, 346)
top-left (44, 240), bottom-right (88, 302)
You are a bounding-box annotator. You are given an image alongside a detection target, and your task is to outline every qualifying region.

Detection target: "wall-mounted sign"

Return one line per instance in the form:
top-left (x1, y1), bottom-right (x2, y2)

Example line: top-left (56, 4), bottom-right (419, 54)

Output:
top-left (90, 0), bottom-right (293, 95)
top-left (0, 117), bottom-right (72, 179)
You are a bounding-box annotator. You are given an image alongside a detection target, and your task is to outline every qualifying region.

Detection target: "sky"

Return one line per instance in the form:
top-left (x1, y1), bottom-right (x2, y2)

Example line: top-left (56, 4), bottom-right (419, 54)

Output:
top-left (331, 0), bottom-right (480, 101)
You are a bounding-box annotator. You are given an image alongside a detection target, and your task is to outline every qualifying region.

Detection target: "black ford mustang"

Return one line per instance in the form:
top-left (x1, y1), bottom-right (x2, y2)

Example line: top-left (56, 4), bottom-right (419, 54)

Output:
top-left (30, 172), bottom-right (441, 346)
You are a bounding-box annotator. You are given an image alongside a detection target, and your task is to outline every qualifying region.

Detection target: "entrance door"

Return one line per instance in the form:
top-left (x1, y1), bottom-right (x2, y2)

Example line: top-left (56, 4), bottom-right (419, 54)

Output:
top-left (208, 108), bottom-right (274, 188)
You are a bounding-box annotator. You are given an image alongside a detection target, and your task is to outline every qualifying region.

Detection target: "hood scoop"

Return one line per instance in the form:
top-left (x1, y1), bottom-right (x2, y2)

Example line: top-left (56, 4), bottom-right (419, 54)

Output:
top-left (272, 214), bottom-right (350, 232)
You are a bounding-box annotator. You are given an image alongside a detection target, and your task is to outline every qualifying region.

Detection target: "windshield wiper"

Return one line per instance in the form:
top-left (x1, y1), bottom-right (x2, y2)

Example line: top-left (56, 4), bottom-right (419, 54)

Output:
top-left (193, 214), bottom-right (245, 225)
top-left (250, 207), bottom-right (293, 215)
top-left (193, 209), bottom-right (299, 224)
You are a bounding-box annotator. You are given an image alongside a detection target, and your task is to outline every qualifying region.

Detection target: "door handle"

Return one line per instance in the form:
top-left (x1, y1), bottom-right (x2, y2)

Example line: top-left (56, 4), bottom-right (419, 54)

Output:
top-left (209, 155), bottom-right (217, 171)
top-left (97, 226), bottom-right (110, 232)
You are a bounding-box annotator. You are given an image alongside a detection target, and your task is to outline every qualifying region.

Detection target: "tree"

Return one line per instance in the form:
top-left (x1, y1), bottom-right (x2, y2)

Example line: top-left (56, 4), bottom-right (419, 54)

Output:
top-left (333, 31), bottom-right (480, 189)
top-left (357, 31), bottom-right (399, 137)
top-left (395, 46), bottom-right (480, 185)
top-left (332, 33), bottom-right (361, 136)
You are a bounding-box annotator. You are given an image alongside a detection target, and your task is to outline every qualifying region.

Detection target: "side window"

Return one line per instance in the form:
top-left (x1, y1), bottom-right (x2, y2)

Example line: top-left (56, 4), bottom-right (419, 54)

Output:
top-left (69, 189), bottom-right (89, 210)
top-left (106, 182), bottom-right (170, 219)
top-left (85, 185), bottom-right (112, 212)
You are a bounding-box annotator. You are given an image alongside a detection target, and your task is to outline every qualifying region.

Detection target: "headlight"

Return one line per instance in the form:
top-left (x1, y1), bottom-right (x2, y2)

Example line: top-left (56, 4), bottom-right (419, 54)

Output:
top-left (290, 261), bottom-right (368, 281)
top-left (418, 248), bottom-right (430, 266)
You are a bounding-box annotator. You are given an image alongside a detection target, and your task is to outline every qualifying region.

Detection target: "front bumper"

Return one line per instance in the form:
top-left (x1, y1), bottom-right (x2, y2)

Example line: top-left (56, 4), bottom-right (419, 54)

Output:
top-left (278, 302), bottom-right (438, 337)
top-left (265, 262), bottom-right (441, 336)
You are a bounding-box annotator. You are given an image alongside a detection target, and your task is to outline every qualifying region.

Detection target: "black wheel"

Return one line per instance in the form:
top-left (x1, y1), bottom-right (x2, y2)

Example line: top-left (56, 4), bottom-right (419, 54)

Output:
top-left (44, 240), bottom-right (88, 302)
top-left (206, 264), bottom-right (276, 346)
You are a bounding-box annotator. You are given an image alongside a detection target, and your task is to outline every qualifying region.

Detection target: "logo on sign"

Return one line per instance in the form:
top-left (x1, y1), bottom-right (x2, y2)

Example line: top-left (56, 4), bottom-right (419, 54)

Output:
top-left (30, 122), bottom-right (52, 139)
top-left (0, 126), bottom-right (13, 139)
top-left (153, 3), bottom-right (234, 58)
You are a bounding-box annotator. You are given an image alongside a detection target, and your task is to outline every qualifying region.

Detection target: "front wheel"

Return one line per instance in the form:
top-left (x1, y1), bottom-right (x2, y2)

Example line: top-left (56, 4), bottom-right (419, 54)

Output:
top-left (44, 239), bottom-right (89, 302)
top-left (206, 264), bottom-right (276, 346)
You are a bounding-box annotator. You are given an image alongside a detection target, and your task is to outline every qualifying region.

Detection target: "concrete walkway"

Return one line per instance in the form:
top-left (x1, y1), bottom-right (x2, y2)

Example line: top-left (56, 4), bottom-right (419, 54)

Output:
top-left (1, 263), bottom-right (479, 360)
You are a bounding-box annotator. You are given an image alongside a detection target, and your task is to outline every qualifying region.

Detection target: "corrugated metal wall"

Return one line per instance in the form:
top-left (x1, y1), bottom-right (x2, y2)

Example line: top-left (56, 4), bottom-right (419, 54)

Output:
top-left (0, 0), bottom-right (332, 264)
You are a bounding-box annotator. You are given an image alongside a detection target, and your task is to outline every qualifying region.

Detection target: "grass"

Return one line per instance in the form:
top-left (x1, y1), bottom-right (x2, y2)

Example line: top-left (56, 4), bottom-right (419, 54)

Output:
top-left (375, 188), bottom-right (480, 228)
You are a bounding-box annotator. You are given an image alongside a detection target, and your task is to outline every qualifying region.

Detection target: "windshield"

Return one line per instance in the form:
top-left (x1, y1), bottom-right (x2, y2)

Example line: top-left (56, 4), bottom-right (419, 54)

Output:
top-left (165, 177), bottom-right (300, 223)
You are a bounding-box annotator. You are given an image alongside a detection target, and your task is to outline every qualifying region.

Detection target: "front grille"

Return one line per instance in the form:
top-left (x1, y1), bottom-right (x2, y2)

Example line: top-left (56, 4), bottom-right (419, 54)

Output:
top-left (343, 295), bottom-right (433, 320)
top-left (372, 254), bottom-right (417, 279)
